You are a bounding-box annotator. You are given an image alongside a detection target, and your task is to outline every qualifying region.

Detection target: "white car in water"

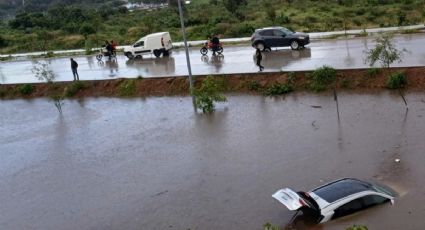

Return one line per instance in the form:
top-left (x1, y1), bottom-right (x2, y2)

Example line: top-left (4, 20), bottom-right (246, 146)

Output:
top-left (272, 178), bottom-right (395, 224)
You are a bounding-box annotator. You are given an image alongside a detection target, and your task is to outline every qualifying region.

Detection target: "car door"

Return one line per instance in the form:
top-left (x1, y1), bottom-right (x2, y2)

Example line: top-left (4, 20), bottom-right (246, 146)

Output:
top-left (331, 198), bottom-right (365, 220)
top-left (273, 29), bottom-right (288, 47)
top-left (133, 40), bottom-right (148, 54)
top-left (259, 30), bottom-right (276, 48)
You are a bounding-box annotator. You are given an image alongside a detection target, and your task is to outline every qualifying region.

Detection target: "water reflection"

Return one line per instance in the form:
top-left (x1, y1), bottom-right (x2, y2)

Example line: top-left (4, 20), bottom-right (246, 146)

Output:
top-left (126, 56), bottom-right (175, 76)
top-left (201, 54), bottom-right (225, 72)
top-left (254, 48), bottom-right (312, 70)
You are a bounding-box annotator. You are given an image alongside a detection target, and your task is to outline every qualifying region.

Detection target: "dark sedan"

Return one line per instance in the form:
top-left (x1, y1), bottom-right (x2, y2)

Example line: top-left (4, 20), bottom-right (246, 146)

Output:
top-left (251, 26), bottom-right (310, 51)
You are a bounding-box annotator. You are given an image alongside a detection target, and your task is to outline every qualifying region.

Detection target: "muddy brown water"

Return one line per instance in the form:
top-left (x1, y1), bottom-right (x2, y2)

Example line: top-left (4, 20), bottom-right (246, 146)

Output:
top-left (1, 92), bottom-right (424, 230)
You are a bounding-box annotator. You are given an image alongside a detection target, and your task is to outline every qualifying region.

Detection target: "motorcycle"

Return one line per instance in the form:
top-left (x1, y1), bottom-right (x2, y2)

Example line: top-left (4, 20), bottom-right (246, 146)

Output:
top-left (200, 41), bottom-right (223, 55)
top-left (96, 46), bottom-right (116, 61)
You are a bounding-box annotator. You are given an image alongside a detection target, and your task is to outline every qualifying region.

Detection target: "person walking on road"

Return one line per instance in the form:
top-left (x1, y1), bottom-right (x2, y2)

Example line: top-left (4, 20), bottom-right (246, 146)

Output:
top-left (70, 58), bottom-right (79, 81)
top-left (255, 48), bottom-right (264, 72)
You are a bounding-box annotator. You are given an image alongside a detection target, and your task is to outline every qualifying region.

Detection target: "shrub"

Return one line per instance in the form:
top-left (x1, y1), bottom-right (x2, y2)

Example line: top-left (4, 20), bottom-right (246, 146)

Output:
top-left (247, 80), bottom-right (260, 91)
top-left (64, 81), bottom-right (85, 97)
top-left (346, 225), bottom-right (368, 230)
top-left (264, 222), bottom-right (280, 230)
top-left (366, 68), bottom-right (381, 78)
top-left (264, 83), bottom-right (293, 96)
top-left (0, 87), bottom-right (6, 97)
top-left (364, 34), bottom-right (406, 68)
top-left (309, 65), bottom-right (337, 91)
top-left (118, 79), bottom-right (137, 97)
top-left (17, 84), bottom-right (34, 95)
top-left (386, 72), bottom-right (407, 89)
top-left (192, 76), bottom-right (227, 113)
top-left (341, 79), bottom-right (351, 88)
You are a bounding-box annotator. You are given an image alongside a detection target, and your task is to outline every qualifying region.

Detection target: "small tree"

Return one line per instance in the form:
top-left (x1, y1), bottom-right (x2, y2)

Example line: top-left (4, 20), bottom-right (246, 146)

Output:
top-left (365, 34), bottom-right (406, 68)
top-left (192, 76), bottom-right (227, 113)
top-left (31, 61), bottom-right (56, 83)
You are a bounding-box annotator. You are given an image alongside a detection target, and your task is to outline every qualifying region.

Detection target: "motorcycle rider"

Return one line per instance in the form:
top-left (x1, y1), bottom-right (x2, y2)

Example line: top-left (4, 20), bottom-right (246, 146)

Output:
top-left (211, 34), bottom-right (220, 56)
top-left (105, 40), bottom-right (113, 57)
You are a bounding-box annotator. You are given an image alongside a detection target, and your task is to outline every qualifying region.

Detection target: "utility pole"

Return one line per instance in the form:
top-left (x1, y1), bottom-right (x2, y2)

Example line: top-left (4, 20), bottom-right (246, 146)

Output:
top-left (177, 0), bottom-right (196, 109)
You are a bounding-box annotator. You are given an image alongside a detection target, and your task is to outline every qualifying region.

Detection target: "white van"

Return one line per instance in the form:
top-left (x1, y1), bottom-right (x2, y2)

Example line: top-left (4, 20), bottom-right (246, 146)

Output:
top-left (124, 32), bottom-right (173, 59)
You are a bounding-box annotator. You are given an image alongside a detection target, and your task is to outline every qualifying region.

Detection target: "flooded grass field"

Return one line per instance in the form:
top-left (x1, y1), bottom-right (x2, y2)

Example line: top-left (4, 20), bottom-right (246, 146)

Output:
top-left (1, 92), bottom-right (424, 230)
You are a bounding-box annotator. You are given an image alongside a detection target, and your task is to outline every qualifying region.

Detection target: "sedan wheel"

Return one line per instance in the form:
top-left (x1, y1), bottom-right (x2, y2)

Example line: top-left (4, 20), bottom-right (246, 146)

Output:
top-left (290, 40), bottom-right (300, 50)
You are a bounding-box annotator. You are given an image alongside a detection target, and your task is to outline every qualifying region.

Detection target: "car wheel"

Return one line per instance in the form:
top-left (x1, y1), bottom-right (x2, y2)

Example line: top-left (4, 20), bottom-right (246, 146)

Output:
top-left (153, 49), bottom-right (161, 58)
top-left (135, 55), bottom-right (142, 59)
top-left (290, 40), bottom-right (300, 50)
top-left (255, 42), bottom-right (265, 51)
top-left (163, 50), bottom-right (170, 56)
top-left (264, 47), bottom-right (271, 52)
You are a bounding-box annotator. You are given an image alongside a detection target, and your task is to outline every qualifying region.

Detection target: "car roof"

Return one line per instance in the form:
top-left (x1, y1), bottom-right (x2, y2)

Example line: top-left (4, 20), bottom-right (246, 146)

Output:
top-left (256, 26), bottom-right (286, 31)
top-left (311, 178), bottom-right (376, 203)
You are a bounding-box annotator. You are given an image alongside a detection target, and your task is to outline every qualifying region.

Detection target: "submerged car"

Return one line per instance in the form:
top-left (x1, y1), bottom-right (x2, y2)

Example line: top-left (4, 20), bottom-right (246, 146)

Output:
top-left (272, 178), bottom-right (395, 223)
top-left (251, 26), bottom-right (310, 51)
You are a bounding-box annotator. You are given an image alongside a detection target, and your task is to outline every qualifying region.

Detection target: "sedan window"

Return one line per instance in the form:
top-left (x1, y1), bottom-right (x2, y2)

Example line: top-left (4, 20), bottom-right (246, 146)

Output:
top-left (259, 30), bottom-right (274, 36)
top-left (273, 30), bottom-right (286, 37)
top-left (362, 195), bottom-right (389, 208)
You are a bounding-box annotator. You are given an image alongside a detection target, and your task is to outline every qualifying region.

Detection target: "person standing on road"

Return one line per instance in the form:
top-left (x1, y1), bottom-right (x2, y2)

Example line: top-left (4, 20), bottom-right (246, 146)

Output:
top-left (70, 58), bottom-right (79, 81)
top-left (255, 48), bottom-right (264, 72)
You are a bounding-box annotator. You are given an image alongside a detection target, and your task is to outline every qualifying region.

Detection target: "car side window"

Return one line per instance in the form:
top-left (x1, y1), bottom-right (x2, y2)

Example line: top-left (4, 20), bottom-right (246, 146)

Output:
top-left (362, 195), bottom-right (388, 208)
top-left (273, 30), bottom-right (285, 37)
top-left (331, 198), bottom-right (364, 219)
top-left (134, 41), bottom-right (144, 47)
top-left (259, 30), bottom-right (274, 36)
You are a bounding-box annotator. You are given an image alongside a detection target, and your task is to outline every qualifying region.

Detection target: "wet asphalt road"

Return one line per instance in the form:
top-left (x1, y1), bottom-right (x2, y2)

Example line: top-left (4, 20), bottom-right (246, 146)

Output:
top-left (1, 92), bottom-right (425, 230)
top-left (1, 34), bottom-right (425, 84)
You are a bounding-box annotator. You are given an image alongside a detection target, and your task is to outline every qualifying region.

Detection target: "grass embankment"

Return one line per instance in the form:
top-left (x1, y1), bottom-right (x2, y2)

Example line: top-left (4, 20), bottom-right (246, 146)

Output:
top-left (1, 0), bottom-right (425, 53)
top-left (1, 67), bottom-right (424, 100)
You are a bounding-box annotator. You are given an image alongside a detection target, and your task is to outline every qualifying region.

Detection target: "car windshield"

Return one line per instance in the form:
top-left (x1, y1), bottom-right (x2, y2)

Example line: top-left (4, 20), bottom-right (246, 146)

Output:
top-left (371, 183), bottom-right (397, 197)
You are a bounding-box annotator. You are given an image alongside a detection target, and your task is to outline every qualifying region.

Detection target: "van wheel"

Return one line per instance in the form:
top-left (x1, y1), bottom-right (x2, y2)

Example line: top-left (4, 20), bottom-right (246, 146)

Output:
top-left (125, 52), bottom-right (134, 59)
top-left (163, 50), bottom-right (170, 57)
top-left (153, 49), bottom-right (161, 58)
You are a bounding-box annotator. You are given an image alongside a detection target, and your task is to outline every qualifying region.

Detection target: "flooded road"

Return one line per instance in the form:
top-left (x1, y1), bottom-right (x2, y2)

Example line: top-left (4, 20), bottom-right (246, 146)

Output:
top-left (1, 92), bottom-right (425, 230)
top-left (2, 34), bottom-right (425, 84)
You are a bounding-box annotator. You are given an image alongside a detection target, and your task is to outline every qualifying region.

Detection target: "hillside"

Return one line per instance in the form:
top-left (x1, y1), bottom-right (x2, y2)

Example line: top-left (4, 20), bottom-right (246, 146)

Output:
top-left (0, 0), bottom-right (424, 53)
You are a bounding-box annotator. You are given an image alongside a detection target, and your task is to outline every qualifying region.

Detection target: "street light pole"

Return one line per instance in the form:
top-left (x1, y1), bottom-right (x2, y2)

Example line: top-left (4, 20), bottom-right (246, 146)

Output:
top-left (177, 0), bottom-right (196, 108)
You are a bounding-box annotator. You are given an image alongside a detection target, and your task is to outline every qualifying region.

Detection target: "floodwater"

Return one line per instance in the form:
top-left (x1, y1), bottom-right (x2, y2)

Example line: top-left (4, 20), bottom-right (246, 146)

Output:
top-left (2, 34), bottom-right (425, 84)
top-left (1, 92), bottom-right (425, 230)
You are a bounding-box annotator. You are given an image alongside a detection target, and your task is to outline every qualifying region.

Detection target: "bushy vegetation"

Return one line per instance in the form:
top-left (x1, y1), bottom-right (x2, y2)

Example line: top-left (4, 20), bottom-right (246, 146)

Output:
top-left (386, 72), bottom-right (407, 89)
top-left (64, 81), bottom-right (85, 97)
top-left (192, 76), bottom-right (227, 113)
top-left (118, 79), bottom-right (137, 97)
top-left (309, 65), bottom-right (337, 91)
top-left (366, 67), bottom-right (381, 78)
top-left (1, 0), bottom-right (424, 53)
top-left (264, 82), bottom-right (293, 96)
top-left (17, 84), bottom-right (34, 95)
top-left (346, 225), bottom-right (368, 230)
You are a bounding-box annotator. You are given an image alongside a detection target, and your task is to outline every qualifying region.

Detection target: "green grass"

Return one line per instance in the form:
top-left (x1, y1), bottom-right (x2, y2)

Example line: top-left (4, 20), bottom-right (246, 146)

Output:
top-left (264, 83), bottom-right (293, 96)
top-left (64, 81), bottom-right (86, 97)
top-left (118, 79), bottom-right (137, 97)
